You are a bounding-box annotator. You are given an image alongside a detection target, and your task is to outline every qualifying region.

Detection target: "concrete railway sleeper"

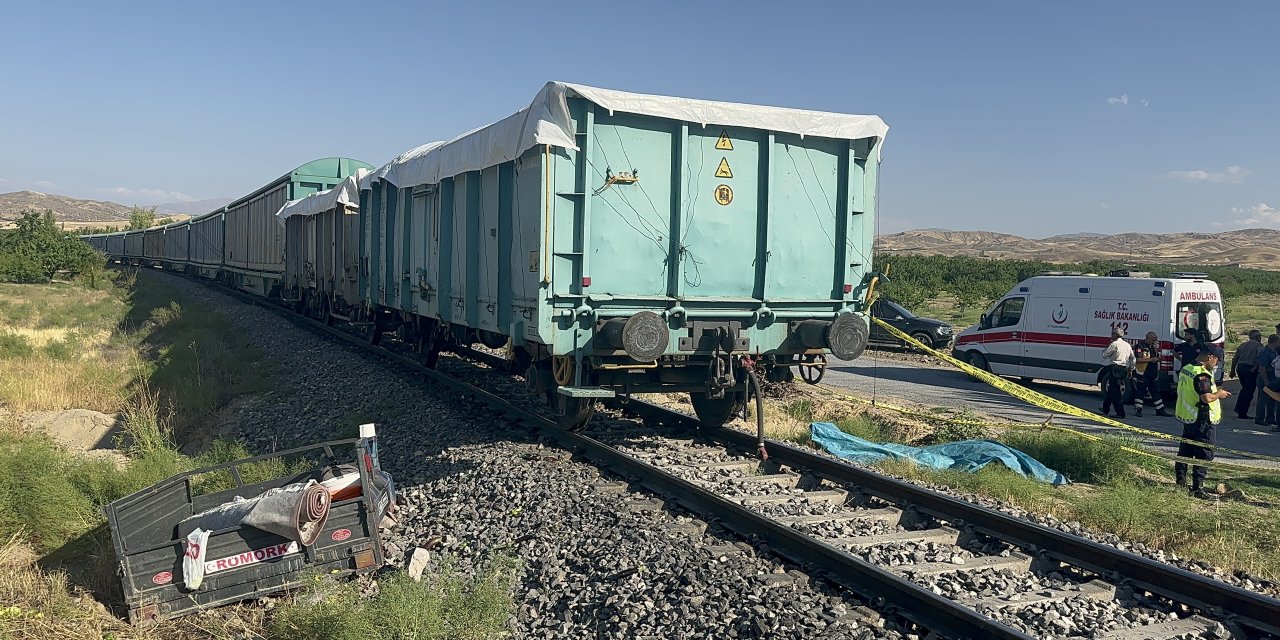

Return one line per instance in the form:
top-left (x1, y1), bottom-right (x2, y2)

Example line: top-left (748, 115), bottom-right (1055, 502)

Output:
top-left (139, 268), bottom-right (1278, 639)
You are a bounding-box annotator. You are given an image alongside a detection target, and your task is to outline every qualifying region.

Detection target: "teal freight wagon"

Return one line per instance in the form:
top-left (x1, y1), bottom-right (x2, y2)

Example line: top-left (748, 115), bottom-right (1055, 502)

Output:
top-left (222, 157), bottom-right (374, 297)
top-left (352, 83), bottom-right (886, 429)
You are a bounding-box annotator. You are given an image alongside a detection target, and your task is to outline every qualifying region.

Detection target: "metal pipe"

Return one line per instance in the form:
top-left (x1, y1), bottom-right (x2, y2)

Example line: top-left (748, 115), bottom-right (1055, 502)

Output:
top-left (747, 368), bottom-right (767, 460)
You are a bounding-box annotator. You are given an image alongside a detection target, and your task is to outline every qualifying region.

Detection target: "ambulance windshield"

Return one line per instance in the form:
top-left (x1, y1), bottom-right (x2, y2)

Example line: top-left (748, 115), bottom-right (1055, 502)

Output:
top-left (1177, 302), bottom-right (1224, 342)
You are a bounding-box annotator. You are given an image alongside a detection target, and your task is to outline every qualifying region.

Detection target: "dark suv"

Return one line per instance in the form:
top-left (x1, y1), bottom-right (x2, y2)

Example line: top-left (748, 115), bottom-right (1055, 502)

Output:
top-left (869, 299), bottom-right (954, 350)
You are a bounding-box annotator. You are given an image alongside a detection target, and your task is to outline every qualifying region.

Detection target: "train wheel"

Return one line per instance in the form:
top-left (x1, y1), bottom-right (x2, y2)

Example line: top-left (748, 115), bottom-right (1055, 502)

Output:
top-left (419, 332), bottom-right (441, 369)
top-left (365, 317), bottom-right (383, 346)
top-left (548, 393), bottom-right (596, 431)
top-left (508, 344), bottom-right (532, 375)
top-left (797, 354), bottom-right (826, 385)
top-left (689, 392), bottom-right (742, 428)
top-left (323, 298), bottom-right (336, 327)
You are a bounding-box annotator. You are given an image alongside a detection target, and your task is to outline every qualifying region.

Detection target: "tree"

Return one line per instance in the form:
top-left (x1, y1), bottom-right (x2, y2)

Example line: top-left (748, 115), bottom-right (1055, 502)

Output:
top-left (0, 210), bottom-right (100, 283)
top-left (128, 206), bottom-right (158, 230)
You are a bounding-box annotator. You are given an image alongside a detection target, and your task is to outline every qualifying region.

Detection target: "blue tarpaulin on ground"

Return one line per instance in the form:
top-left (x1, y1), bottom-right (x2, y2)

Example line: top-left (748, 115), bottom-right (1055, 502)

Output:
top-left (809, 422), bottom-right (1069, 485)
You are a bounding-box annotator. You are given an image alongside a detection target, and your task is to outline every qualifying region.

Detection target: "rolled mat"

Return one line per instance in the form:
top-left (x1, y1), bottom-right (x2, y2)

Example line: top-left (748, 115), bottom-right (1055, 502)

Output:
top-left (241, 480), bottom-right (331, 547)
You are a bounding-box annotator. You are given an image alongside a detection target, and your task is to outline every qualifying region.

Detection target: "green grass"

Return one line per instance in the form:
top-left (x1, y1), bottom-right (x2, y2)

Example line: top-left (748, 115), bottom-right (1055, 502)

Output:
top-left (916, 294), bottom-right (985, 330)
top-left (0, 331), bottom-right (33, 358)
top-left (1000, 430), bottom-right (1165, 484)
top-left (269, 560), bottom-right (519, 640)
top-left (1221, 294), bottom-right (1280, 353)
top-left (836, 414), bottom-right (891, 441)
top-left (125, 273), bottom-right (272, 441)
top-left (0, 430), bottom-right (188, 554)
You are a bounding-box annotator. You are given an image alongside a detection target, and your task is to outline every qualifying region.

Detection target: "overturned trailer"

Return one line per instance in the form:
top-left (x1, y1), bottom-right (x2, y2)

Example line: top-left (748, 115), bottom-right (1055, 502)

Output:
top-left (104, 428), bottom-right (394, 623)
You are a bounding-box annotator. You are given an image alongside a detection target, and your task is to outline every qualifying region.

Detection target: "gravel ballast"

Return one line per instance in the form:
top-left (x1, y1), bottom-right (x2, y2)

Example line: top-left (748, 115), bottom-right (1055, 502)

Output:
top-left (160, 272), bottom-right (906, 639)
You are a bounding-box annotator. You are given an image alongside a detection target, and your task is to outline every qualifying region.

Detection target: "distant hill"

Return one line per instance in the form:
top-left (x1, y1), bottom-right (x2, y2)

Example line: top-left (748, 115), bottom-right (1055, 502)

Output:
top-left (154, 198), bottom-right (231, 216)
top-left (0, 191), bottom-right (132, 224)
top-left (1, 190), bottom-right (212, 230)
top-left (876, 228), bottom-right (1280, 271)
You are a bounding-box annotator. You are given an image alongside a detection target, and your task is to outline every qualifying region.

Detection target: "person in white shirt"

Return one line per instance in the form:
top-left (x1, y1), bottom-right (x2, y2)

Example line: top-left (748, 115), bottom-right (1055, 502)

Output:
top-left (1099, 327), bottom-right (1136, 418)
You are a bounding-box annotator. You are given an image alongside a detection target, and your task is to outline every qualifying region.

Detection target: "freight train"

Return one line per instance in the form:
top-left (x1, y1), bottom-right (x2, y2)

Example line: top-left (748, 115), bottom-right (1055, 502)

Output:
top-left (85, 82), bottom-right (888, 430)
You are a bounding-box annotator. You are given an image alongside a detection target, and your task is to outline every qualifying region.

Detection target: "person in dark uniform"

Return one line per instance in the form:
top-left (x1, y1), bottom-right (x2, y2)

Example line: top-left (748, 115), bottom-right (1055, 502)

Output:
top-left (1133, 331), bottom-right (1169, 417)
top-left (1257, 334), bottom-right (1280, 428)
top-left (1229, 329), bottom-right (1263, 419)
top-left (1175, 328), bottom-right (1205, 372)
top-left (1174, 346), bottom-right (1230, 498)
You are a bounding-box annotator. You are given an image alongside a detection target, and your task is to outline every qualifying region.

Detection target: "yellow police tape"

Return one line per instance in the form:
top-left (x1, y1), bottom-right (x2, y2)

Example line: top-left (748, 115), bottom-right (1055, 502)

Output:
top-left (863, 316), bottom-right (1280, 472)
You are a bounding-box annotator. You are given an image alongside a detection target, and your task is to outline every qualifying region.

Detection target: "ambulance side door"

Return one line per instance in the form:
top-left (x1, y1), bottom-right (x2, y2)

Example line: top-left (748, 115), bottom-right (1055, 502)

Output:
top-left (979, 296), bottom-right (1026, 377)
top-left (1022, 295), bottom-right (1085, 384)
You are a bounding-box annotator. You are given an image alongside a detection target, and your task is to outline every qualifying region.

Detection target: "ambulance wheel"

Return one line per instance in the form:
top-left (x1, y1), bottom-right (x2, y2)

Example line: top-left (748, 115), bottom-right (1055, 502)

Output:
top-left (965, 352), bottom-right (989, 381)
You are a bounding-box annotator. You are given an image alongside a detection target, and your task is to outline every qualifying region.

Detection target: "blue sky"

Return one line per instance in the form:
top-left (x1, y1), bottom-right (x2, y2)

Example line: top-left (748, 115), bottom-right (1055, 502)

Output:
top-left (1, 1), bottom-right (1276, 237)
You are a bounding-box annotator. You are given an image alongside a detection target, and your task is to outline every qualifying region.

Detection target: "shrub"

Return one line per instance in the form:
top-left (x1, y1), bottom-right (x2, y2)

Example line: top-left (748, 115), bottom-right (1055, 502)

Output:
top-left (0, 332), bottom-right (33, 359)
top-left (0, 211), bottom-right (101, 283)
top-left (1001, 429), bottom-right (1159, 484)
top-left (270, 558), bottom-right (518, 640)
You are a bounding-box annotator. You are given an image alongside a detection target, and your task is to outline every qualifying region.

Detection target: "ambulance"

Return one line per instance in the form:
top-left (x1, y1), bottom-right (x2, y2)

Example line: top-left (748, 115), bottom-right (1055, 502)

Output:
top-left (952, 272), bottom-right (1226, 397)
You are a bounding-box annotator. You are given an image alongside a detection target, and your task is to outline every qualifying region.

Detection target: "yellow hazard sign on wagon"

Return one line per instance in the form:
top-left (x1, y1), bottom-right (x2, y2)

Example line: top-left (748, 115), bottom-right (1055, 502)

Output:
top-left (714, 184), bottom-right (733, 206)
top-left (715, 157), bottom-right (733, 179)
top-left (715, 129), bottom-right (733, 151)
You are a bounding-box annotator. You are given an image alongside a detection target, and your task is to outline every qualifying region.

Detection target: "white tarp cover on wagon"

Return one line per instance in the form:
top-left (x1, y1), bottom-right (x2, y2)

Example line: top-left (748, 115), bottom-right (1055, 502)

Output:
top-left (276, 168), bottom-right (369, 223)
top-left (369, 81), bottom-right (890, 191)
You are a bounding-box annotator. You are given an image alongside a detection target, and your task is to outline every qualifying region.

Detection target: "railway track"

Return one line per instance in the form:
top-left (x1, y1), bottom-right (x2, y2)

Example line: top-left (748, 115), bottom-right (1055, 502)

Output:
top-left (153, 268), bottom-right (1280, 640)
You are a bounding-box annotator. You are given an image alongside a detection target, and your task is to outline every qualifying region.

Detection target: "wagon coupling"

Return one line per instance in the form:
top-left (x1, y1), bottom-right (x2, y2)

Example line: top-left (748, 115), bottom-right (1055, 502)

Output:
top-left (792, 313), bottom-right (868, 360)
top-left (596, 311), bottom-right (668, 362)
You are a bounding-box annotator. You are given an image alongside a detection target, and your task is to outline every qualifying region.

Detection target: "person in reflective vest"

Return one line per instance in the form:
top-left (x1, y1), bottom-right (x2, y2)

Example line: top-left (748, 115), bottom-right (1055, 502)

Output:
top-left (1174, 346), bottom-right (1230, 497)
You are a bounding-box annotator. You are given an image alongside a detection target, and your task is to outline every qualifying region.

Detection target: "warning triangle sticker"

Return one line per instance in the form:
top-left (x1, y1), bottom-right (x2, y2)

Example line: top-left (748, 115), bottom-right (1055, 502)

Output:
top-left (715, 157), bottom-right (733, 179)
top-left (715, 129), bottom-right (733, 151)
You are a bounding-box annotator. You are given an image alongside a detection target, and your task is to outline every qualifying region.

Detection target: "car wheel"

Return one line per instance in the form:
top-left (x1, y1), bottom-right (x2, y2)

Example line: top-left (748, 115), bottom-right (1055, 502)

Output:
top-left (965, 352), bottom-right (989, 381)
top-left (909, 332), bottom-right (934, 352)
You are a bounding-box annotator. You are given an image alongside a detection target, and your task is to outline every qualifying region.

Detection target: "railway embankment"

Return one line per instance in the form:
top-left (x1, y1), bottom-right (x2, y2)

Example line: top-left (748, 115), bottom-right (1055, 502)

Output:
top-left (0, 269), bottom-right (513, 638)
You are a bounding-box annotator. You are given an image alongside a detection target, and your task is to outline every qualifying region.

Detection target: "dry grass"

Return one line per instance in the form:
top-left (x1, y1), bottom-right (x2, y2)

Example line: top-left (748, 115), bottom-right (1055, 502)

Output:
top-left (0, 282), bottom-right (129, 414)
top-left (0, 534), bottom-right (122, 640)
top-left (0, 356), bottom-right (127, 413)
top-left (1, 533), bottom-right (268, 640)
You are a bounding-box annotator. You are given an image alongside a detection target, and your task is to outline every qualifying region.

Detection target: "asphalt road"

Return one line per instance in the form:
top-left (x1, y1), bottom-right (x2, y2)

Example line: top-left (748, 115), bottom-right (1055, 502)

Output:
top-left (821, 353), bottom-right (1280, 470)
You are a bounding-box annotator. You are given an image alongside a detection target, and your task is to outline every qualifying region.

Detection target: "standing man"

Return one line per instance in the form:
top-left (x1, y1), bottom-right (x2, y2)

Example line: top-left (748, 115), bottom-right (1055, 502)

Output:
top-left (1099, 327), bottom-right (1135, 418)
top-left (1133, 331), bottom-right (1170, 417)
top-left (1175, 347), bottom-right (1230, 498)
top-left (1176, 328), bottom-right (1205, 372)
top-left (1229, 330), bottom-right (1263, 419)
top-left (1257, 334), bottom-right (1280, 428)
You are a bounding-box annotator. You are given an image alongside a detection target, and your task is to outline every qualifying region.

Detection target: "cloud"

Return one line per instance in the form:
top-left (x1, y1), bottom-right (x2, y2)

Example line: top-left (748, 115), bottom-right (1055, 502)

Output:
top-left (98, 187), bottom-right (195, 204)
top-left (1107, 94), bottom-right (1129, 105)
top-left (1140, 98), bottom-right (1150, 107)
top-left (1229, 203), bottom-right (1280, 226)
top-left (33, 180), bottom-right (56, 189)
top-left (1162, 165), bottom-right (1250, 184)
top-left (1100, 202), bottom-right (1111, 209)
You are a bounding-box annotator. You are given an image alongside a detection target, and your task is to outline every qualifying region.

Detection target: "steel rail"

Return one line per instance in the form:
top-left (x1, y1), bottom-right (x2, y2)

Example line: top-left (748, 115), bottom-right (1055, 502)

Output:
top-left (153, 271), bottom-right (1034, 640)
top-left (618, 398), bottom-right (1280, 638)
